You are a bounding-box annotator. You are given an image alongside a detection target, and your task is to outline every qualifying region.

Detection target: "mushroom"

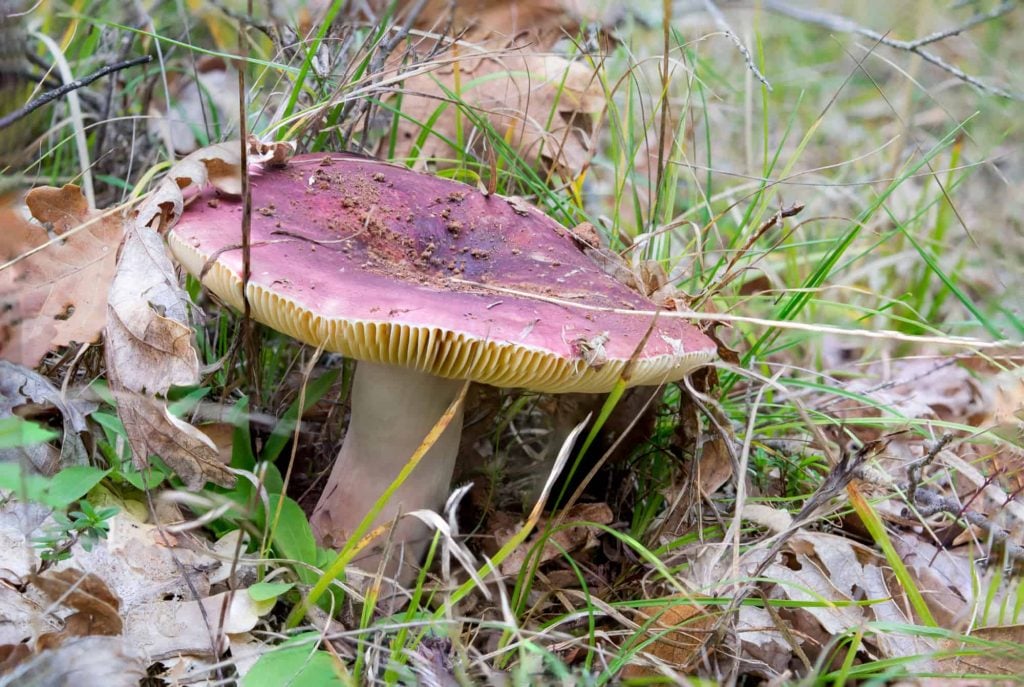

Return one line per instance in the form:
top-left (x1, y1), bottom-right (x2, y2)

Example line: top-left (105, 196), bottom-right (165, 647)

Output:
top-left (167, 153), bottom-right (717, 579)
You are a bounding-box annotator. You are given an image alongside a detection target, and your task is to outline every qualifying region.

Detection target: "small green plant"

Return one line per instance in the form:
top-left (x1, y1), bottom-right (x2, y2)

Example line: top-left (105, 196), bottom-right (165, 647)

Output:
top-left (32, 499), bottom-right (119, 567)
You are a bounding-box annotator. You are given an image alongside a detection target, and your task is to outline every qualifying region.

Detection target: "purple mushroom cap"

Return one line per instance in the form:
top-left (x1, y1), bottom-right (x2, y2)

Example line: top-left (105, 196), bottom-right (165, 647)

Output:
top-left (168, 153), bottom-right (716, 392)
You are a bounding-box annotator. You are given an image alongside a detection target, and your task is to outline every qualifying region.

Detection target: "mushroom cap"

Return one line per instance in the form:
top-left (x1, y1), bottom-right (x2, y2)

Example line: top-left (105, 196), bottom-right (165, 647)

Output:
top-left (167, 153), bottom-right (716, 393)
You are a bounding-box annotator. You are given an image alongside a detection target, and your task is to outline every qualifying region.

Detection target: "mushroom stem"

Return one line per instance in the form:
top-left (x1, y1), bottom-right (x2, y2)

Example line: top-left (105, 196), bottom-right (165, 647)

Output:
top-left (310, 361), bottom-right (465, 581)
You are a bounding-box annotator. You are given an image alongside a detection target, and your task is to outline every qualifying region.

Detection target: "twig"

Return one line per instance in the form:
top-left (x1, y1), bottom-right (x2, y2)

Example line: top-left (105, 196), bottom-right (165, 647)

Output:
top-left (909, 481), bottom-right (1024, 565)
top-left (347, 0), bottom-right (431, 150)
top-left (906, 432), bottom-right (953, 506)
top-left (0, 54), bottom-right (151, 130)
top-left (93, 16), bottom-right (145, 173)
top-left (716, 201), bottom-right (803, 291)
top-left (857, 460), bottom-right (1024, 566)
top-left (762, 0), bottom-right (1020, 99)
top-left (907, 1), bottom-right (1017, 48)
top-left (701, 0), bottom-right (772, 90)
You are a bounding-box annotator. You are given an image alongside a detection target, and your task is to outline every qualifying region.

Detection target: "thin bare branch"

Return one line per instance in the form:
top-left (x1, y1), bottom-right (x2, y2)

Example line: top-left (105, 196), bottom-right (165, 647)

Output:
top-left (0, 55), bottom-right (152, 130)
top-left (702, 0), bottom-right (772, 90)
top-left (762, 0), bottom-right (1021, 100)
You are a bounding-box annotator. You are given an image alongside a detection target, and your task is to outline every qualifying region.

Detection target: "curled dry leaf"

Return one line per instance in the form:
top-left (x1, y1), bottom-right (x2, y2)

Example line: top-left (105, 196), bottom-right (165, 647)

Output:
top-left (134, 141), bottom-right (243, 230)
top-left (108, 139), bottom-right (296, 490)
top-left (386, 49), bottom-right (604, 179)
top-left (134, 138), bottom-right (295, 230)
top-left (113, 391), bottom-right (235, 489)
top-left (247, 135), bottom-right (297, 167)
top-left (107, 139), bottom-right (295, 491)
top-left (0, 360), bottom-right (93, 473)
top-left (0, 185), bottom-right (124, 367)
top-left (31, 568), bottom-right (123, 646)
top-left (105, 226), bottom-right (198, 396)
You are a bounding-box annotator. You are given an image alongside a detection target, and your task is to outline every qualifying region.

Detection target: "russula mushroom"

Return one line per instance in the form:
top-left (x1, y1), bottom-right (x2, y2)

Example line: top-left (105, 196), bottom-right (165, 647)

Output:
top-left (167, 153), bottom-right (717, 579)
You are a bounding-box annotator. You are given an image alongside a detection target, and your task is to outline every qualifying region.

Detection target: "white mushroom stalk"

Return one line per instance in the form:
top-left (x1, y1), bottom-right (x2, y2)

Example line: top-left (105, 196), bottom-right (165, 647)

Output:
top-left (308, 363), bottom-right (465, 579)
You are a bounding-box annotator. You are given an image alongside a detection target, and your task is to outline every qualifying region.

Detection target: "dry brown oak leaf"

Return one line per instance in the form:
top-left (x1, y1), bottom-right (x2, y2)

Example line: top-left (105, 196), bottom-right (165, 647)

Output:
top-left (385, 50), bottom-right (604, 179)
top-left (0, 186), bottom-right (124, 367)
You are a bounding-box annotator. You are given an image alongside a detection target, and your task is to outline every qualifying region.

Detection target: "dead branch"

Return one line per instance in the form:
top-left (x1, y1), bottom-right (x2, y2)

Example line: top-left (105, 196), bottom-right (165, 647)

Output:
top-left (761, 0), bottom-right (1021, 100)
top-left (906, 432), bottom-right (954, 506)
top-left (908, 480), bottom-right (1024, 565)
top-left (702, 0), bottom-right (772, 90)
top-left (0, 55), bottom-right (152, 130)
top-left (857, 458), bottom-right (1024, 566)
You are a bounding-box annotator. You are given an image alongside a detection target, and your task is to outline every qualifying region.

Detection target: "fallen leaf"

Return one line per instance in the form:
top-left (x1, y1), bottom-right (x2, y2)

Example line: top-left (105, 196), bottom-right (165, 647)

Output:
top-left (0, 582), bottom-right (56, 648)
top-left (226, 633), bottom-right (264, 681)
top-left (134, 141), bottom-right (244, 231)
top-left (198, 422), bottom-right (236, 467)
top-left (149, 57), bottom-right (240, 155)
top-left (386, 48), bottom-right (605, 179)
top-left (0, 502), bottom-right (266, 674)
top-left (981, 367), bottom-right (1024, 449)
top-left (694, 436), bottom-right (734, 497)
top-left (104, 139), bottom-right (285, 492)
top-left (123, 589), bottom-right (270, 660)
top-left (732, 531), bottom-right (943, 671)
top-left (31, 568), bottom-right (123, 645)
top-left (497, 502), bottom-right (612, 575)
top-left (0, 636), bottom-right (144, 687)
top-left (57, 508), bottom-right (214, 609)
top-left (859, 563), bottom-right (936, 661)
top-left (0, 360), bottom-right (93, 473)
top-left (890, 532), bottom-right (972, 629)
top-left (759, 553), bottom-right (863, 641)
top-left (105, 226), bottom-right (198, 396)
top-left (621, 601), bottom-right (716, 677)
top-left (834, 359), bottom-right (986, 440)
top-left (946, 624), bottom-right (1024, 675)
top-left (0, 644), bottom-right (31, 676)
top-left (735, 605), bottom-right (792, 678)
top-left (114, 392), bottom-right (235, 489)
top-left (0, 186), bottom-right (124, 367)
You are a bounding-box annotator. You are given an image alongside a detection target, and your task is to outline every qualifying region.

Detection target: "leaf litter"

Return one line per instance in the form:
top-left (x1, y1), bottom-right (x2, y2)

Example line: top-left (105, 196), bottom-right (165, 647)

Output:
top-left (0, 494), bottom-right (271, 682)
